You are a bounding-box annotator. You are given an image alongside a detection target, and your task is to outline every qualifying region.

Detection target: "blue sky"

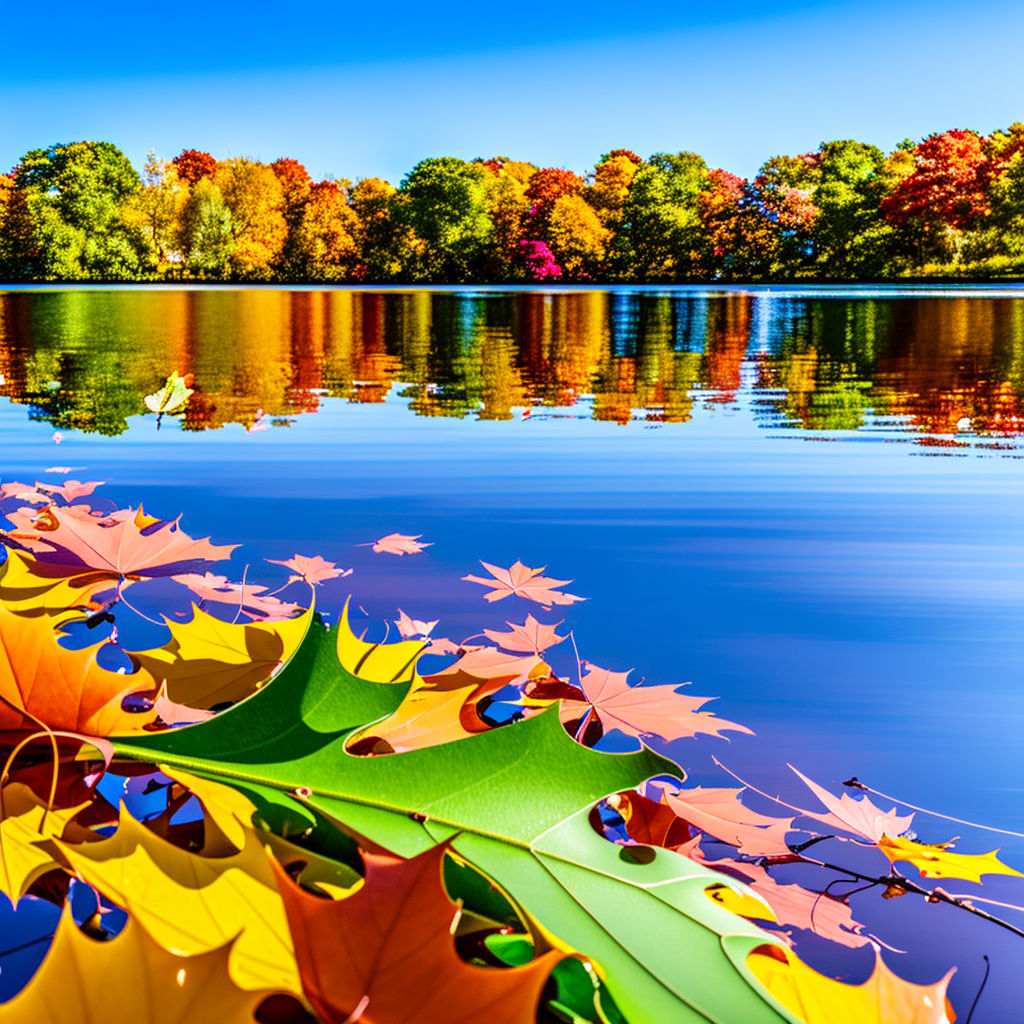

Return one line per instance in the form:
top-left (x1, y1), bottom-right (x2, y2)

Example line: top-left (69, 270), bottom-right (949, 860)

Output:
top-left (2, 0), bottom-right (1021, 183)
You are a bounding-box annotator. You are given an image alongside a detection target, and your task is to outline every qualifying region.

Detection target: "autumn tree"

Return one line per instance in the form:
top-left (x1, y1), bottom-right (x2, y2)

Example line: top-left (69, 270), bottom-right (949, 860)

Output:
top-left (695, 169), bottom-right (746, 278)
top-left (171, 149), bottom-right (217, 186)
top-left (880, 130), bottom-right (995, 263)
top-left (745, 152), bottom-right (820, 276)
top-left (349, 177), bottom-right (421, 281)
top-left (12, 141), bottom-right (143, 279)
top-left (122, 153), bottom-right (190, 273)
top-left (547, 194), bottom-right (609, 279)
top-left (589, 154), bottom-right (640, 228)
top-left (480, 170), bottom-right (531, 279)
top-left (396, 158), bottom-right (493, 281)
top-left (287, 181), bottom-right (358, 280)
top-left (622, 152), bottom-right (708, 280)
top-left (214, 158), bottom-right (287, 278)
top-left (524, 168), bottom-right (585, 240)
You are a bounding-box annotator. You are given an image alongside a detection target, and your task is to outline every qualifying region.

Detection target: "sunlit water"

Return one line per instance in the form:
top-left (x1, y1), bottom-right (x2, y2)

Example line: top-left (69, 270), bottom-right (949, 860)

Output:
top-left (1, 285), bottom-right (1023, 1019)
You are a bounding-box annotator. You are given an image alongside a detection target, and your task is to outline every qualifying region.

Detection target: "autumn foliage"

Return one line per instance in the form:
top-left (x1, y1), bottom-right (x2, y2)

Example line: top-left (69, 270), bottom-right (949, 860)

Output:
top-left (6, 125), bottom-right (1024, 282)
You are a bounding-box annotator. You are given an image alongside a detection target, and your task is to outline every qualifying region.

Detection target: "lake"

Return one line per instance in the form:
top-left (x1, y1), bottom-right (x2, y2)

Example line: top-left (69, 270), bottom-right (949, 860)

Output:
top-left (1, 284), bottom-right (1023, 1019)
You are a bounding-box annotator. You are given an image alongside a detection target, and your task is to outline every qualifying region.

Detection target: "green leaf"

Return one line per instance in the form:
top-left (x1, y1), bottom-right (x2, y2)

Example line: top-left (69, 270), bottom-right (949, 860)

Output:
top-left (112, 620), bottom-right (795, 1024)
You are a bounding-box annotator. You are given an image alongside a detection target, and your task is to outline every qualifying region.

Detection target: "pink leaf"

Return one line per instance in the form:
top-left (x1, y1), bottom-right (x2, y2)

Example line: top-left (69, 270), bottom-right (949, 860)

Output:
top-left (370, 533), bottom-right (432, 556)
top-left (394, 609), bottom-right (439, 639)
top-left (483, 614), bottom-right (566, 654)
top-left (462, 561), bottom-right (584, 608)
top-left (267, 554), bottom-right (352, 586)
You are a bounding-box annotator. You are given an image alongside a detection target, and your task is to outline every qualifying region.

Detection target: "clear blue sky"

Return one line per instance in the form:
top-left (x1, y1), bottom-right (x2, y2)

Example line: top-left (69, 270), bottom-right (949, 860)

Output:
top-left (2, 0), bottom-right (1021, 183)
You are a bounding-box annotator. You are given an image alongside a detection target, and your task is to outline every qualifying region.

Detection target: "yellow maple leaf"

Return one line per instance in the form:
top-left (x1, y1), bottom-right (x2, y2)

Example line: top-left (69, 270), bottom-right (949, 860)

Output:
top-left (0, 783), bottom-right (92, 903)
top-left (58, 806), bottom-right (301, 994)
top-left (0, 909), bottom-right (265, 1024)
top-left (336, 597), bottom-right (424, 684)
top-left (0, 549), bottom-right (118, 629)
top-left (878, 833), bottom-right (1023, 884)
top-left (132, 604), bottom-right (312, 709)
top-left (748, 945), bottom-right (955, 1024)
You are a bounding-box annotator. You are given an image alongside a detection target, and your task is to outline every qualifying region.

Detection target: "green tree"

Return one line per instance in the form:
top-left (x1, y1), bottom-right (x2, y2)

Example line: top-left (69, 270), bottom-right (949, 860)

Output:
top-left (622, 153), bottom-right (708, 280)
top-left (12, 141), bottom-right (143, 280)
top-left (396, 158), bottom-right (494, 281)
top-left (812, 140), bottom-right (893, 278)
top-left (178, 178), bottom-right (233, 277)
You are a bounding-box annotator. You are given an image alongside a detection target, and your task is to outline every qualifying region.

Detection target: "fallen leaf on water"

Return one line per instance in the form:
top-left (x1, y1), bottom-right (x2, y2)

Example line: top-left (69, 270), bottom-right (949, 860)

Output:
top-left (370, 532), bottom-right (432, 555)
top-left (59, 806), bottom-right (302, 994)
top-left (560, 663), bottom-right (752, 745)
top-left (395, 608), bottom-right (439, 639)
top-left (878, 833), bottom-right (1024, 883)
top-left (37, 480), bottom-right (104, 503)
top-left (6, 504), bottom-right (236, 579)
top-left (0, 603), bottom-right (157, 736)
top-left (171, 571), bottom-right (302, 621)
top-left (267, 553), bottom-right (352, 586)
top-left (664, 786), bottom-right (795, 858)
top-left (274, 843), bottom-right (561, 1024)
top-left (144, 372), bottom-right (194, 415)
top-left (747, 945), bottom-right (954, 1024)
top-left (0, 909), bottom-right (266, 1024)
top-left (484, 613), bottom-right (567, 654)
top-left (132, 604), bottom-right (312, 709)
top-left (462, 560), bottom-right (583, 608)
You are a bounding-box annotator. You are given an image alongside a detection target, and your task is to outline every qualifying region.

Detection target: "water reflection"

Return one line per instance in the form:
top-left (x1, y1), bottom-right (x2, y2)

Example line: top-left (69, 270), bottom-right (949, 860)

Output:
top-left (1, 289), bottom-right (1023, 437)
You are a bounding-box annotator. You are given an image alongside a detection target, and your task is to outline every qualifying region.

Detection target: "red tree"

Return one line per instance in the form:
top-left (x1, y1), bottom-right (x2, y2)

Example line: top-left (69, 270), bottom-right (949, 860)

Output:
top-left (171, 149), bottom-right (217, 185)
top-left (524, 168), bottom-right (585, 237)
top-left (881, 130), bottom-right (994, 232)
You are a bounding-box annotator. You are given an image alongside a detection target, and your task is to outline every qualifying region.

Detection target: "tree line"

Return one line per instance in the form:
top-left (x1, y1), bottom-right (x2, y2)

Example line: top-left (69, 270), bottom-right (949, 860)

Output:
top-left (2, 129), bottom-right (1024, 283)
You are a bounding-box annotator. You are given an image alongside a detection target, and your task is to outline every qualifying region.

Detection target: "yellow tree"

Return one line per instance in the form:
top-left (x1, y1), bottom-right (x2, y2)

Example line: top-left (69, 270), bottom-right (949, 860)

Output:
top-left (291, 181), bottom-right (359, 280)
top-left (122, 153), bottom-right (190, 274)
top-left (350, 177), bottom-right (423, 280)
top-left (589, 152), bottom-right (640, 229)
top-left (547, 194), bottom-right (609, 279)
top-left (214, 158), bottom-right (287, 278)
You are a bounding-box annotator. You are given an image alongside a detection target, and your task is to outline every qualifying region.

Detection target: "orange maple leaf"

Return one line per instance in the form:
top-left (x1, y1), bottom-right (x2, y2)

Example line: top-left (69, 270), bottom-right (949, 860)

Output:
top-left (0, 603), bottom-right (157, 736)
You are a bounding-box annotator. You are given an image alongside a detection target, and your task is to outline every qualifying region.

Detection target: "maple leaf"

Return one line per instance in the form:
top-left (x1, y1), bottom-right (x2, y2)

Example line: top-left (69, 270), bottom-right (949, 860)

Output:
top-left (267, 553), bottom-right (352, 585)
top-left (878, 833), bottom-right (1024, 883)
top-left (0, 783), bottom-right (94, 903)
top-left (483, 613), bottom-right (567, 654)
top-left (1, 481), bottom-right (50, 504)
top-left (59, 807), bottom-right (302, 994)
top-left (747, 946), bottom-right (955, 1024)
top-left (790, 766), bottom-right (914, 843)
top-left (462, 560), bottom-right (583, 608)
top-left (5, 504), bottom-right (236, 579)
top-left (348, 644), bottom-right (544, 754)
top-left (0, 909), bottom-right (266, 1024)
top-left (394, 608), bottom-right (439, 639)
top-left (664, 786), bottom-right (795, 858)
top-left (370, 532), bottom-right (432, 555)
top-left (132, 604), bottom-right (312, 709)
top-left (0, 549), bottom-right (120, 628)
top-left (171, 572), bottom-right (302, 621)
top-left (274, 843), bottom-right (562, 1024)
top-left (560, 663), bottom-right (753, 745)
top-left (0, 603), bottom-right (157, 737)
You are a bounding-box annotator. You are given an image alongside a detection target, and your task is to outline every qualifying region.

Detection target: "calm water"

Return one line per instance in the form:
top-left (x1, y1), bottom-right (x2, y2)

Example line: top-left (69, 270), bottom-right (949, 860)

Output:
top-left (2, 285), bottom-right (1023, 1018)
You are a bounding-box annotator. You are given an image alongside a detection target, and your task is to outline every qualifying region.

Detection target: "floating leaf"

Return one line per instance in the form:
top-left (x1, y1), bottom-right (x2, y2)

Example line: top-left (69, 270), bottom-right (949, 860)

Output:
top-left (370, 533), bottom-right (431, 555)
top-left (790, 766), bottom-right (914, 843)
top-left (275, 842), bottom-right (561, 1024)
top-left (0, 910), bottom-right (265, 1024)
top-left (132, 604), bottom-right (312, 709)
top-left (878, 833), bottom-right (1024, 883)
top-left (144, 372), bottom-right (194, 415)
top-left (59, 805), bottom-right (302, 994)
top-left (463, 560), bottom-right (583, 608)
top-left (748, 946), bottom-right (954, 1024)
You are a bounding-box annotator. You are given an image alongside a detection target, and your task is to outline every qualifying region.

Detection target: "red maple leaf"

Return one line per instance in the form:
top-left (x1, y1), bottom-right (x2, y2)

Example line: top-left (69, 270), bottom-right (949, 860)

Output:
top-left (462, 561), bottom-right (584, 608)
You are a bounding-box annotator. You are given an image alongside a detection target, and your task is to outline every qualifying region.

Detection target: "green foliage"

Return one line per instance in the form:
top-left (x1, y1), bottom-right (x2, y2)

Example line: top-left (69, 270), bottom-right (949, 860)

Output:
top-left (397, 157), bottom-right (495, 280)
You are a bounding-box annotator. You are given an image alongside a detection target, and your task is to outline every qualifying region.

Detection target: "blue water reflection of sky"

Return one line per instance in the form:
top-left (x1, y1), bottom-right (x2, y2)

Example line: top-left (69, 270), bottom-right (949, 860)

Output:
top-left (2, 364), bottom-right (1023, 1017)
